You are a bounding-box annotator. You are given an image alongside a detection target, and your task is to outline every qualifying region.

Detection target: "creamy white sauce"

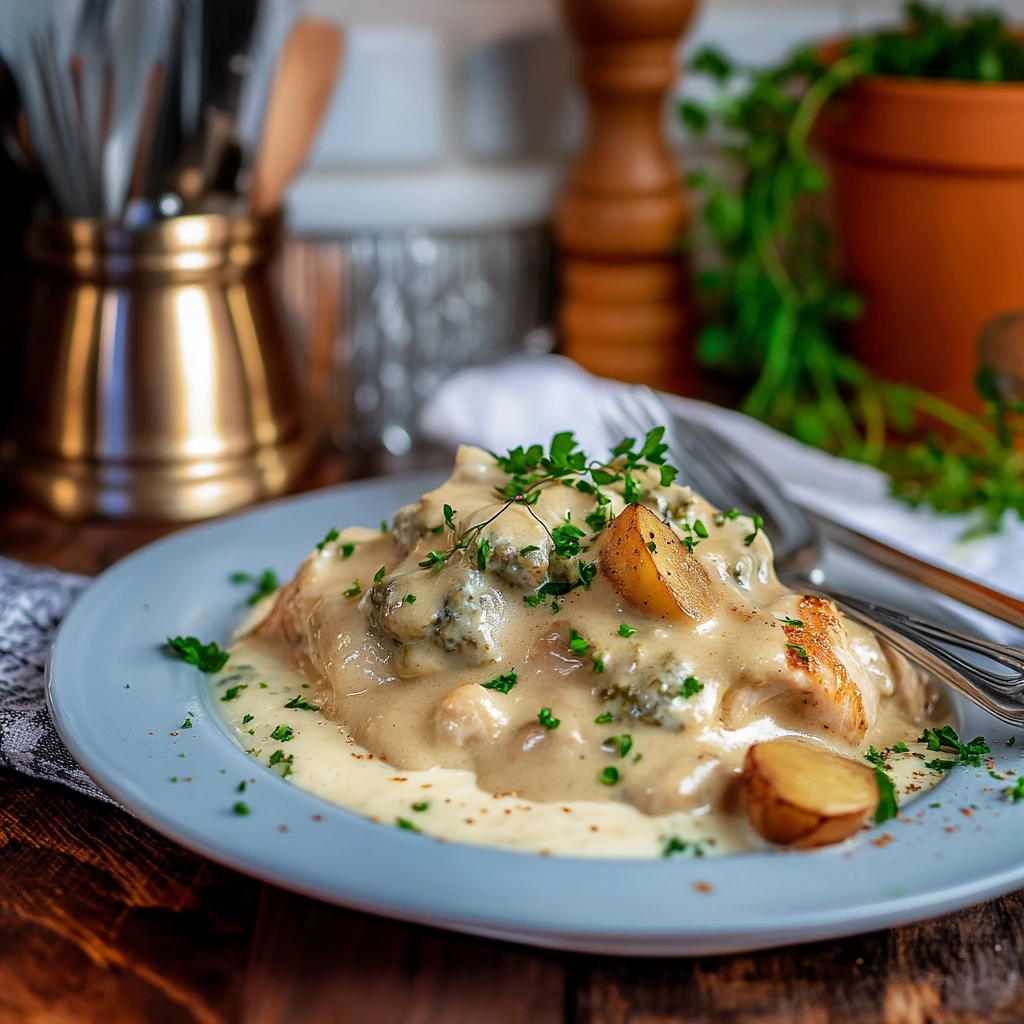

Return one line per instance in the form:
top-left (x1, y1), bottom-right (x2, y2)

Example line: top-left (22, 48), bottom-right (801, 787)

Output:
top-left (212, 444), bottom-right (949, 858)
top-left (214, 626), bottom-right (944, 860)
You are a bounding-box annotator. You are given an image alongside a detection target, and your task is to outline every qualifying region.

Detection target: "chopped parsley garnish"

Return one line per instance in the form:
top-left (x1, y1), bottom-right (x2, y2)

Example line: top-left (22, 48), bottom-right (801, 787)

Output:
top-left (270, 724), bottom-right (294, 742)
top-left (520, 544), bottom-right (540, 555)
top-left (679, 517), bottom-right (707, 553)
top-left (661, 836), bottom-right (706, 858)
top-left (166, 636), bottom-right (229, 673)
top-left (242, 714), bottom-right (254, 725)
top-left (343, 580), bottom-right (361, 598)
top-left (864, 746), bottom-right (886, 768)
top-left (598, 766), bottom-right (621, 785)
top-left (374, 566), bottom-right (386, 584)
top-left (232, 569), bottom-right (279, 605)
top-left (646, 541), bottom-right (658, 553)
top-left (380, 520), bottom-right (389, 533)
top-left (180, 718), bottom-right (193, 729)
top-left (443, 504), bottom-right (457, 530)
top-left (777, 615), bottom-right (804, 628)
top-left (341, 542), bottom-right (356, 559)
top-left (221, 684), bottom-right (248, 702)
top-left (603, 734), bottom-right (633, 758)
top-left (237, 780), bottom-right (247, 793)
top-left (232, 801), bottom-right (250, 816)
top-left (1005, 778), bottom-right (1024, 803)
top-left (585, 506), bottom-right (609, 534)
top-left (477, 536), bottom-right (490, 571)
top-left (873, 769), bottom-right (899, 824)
top-left (412, 801), bottom-right (430, 812)
top-left (316, 528), bottom-right (339, 553)
top-left (551, 519), bottom-right (586, 559)
top-left (268, 749), bottom-right (294, 776)
top-left (786, 642), bottom-right (810, 665)
top-left (892, 741), bottom-right (909, 754)
top-left (538, 707), bottom-right (560, 730)
top-left (490, 429), bottom-right (677, 536)
top-left (259, 682), bottom-right (268, 689)
top-left (744, 513), bottom-right (764, 546)
top-left (919, 726), bottom-right (989, 769)
top-left (284, 695), bottom-right (317, 711)
top-left (418, 551), bottom-right (448, 570)
top-left (482, 670), bottom-right (518, 694)
top-left (595, 711), bottom-right (614, 724)
top-left (714, 508), bottom-right (742, 526)
top-left (396, 817), bottom-right (420, 832)
top-left (1008, 736), bottom-right (1017, 747)
top-left (568, 629), bottom-right (589, 655)
top-left (618, 623), bottom-right (637, 638)
top-left (593, 654), bottom-right (606, 674)
top-left (404, 594), bottom-right (417, 604)
top-left (524, 564), bottom-right (597, 611)
top-left (680, 675), bottom-right (704, 699)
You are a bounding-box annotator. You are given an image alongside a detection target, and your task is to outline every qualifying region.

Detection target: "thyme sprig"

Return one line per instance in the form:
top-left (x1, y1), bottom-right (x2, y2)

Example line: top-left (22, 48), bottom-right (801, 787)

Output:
top-left (421, 430), bottom-right (682, 581)
top-left (490, 428), bottom-right (677, 514)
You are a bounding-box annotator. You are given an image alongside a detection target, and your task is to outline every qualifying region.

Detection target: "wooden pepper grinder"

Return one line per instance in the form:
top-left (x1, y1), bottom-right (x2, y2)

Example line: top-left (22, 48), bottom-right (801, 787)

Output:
top-left (556, 0), bottom-right (696, 389)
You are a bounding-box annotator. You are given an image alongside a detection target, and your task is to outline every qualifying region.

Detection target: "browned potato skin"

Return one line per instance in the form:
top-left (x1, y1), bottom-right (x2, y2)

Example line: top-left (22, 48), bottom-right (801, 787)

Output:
top-left (599, 504), bottom-right (715, 622)
top-left (743, 737), bottom-right (880, 849)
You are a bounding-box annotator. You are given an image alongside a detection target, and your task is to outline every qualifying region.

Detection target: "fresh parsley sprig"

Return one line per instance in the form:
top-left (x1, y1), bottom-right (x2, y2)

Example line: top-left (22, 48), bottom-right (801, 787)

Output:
top-left (482, 670), bottom-right (518, 694)
top-left (230, 569), bottom-right (279, 606)
top-left (921, 725), bottom-right (990, 772)
top-left (166, 636), bottom-right (229, 673)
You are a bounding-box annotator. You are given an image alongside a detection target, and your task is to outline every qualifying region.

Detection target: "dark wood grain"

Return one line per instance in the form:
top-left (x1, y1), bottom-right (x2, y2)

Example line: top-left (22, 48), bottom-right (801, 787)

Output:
top-left (243, 889), bottom-right (565, 1024)
top-left (2, 456), bottom-right (1024, 1023)
top-left (573, 896), bottom-right (1024, 1024)
top-left (0, 768), bottom-right (257, 1024)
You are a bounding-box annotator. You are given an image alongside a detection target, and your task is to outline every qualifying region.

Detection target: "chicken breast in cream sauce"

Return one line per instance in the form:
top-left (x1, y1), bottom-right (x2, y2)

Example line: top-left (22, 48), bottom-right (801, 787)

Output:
top-left (218, 440), bottom-right (947, 856)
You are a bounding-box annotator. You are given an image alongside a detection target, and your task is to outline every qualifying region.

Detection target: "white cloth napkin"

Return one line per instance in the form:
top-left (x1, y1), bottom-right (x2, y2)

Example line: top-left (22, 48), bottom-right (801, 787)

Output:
top-left (420, 354), bottom-right (1024, 603)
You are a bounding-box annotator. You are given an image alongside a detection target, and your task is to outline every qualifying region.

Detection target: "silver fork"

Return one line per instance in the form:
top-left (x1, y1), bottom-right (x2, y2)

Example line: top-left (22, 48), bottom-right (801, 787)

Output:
top-left (605, 386), bottom-right (1024, 726)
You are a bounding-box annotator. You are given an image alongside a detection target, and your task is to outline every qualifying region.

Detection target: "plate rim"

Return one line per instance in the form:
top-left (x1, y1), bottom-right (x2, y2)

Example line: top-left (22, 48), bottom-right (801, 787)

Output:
top-left (46, 473), bottom-right (1024, 956)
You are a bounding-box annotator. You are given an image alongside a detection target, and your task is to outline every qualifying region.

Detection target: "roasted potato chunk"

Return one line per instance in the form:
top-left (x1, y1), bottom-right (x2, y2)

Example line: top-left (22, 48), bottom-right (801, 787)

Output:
top-left (600, 503), bottom-right (715, 622)
top-left (743, 737), bottom-right (879, 848)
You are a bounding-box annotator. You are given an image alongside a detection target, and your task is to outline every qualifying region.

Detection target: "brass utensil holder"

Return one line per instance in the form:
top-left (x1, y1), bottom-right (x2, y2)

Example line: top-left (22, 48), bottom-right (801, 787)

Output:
top-left (11, 212), bottom-right (311, 520)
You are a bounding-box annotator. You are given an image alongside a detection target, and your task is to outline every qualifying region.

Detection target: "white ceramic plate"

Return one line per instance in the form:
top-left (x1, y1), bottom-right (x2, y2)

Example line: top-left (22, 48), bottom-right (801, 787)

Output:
top-left (47, 473), bottom-right (1024, 956)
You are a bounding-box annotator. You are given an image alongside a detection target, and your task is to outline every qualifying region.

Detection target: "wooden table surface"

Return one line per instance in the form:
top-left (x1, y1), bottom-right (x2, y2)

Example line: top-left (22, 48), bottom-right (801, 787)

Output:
top-left (3, 458), bottom-right (1024, 1024)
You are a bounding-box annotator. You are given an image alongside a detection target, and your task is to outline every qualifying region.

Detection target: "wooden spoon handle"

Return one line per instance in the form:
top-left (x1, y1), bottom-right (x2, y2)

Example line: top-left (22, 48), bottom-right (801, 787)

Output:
top-left (251, 18), bottom-right (344, 216)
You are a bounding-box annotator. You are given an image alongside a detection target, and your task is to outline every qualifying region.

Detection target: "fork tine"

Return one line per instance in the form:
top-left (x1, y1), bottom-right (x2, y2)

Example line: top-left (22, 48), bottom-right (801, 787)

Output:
top-left (604, 390), bottom-right (714, 500)
top-left (629, 387), bottom-right (744, 509)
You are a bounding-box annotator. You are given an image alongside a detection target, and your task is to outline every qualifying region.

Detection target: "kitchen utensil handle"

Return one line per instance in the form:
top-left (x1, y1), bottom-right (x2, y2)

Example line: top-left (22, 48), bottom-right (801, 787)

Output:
top-left (826, 587), bottom-right (1024, 727)
top-left (805, 508), bottom-right (1024, 631)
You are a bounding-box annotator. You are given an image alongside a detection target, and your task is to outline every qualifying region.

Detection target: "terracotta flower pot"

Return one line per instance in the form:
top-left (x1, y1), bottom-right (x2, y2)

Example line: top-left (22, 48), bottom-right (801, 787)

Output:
top-left (816, 75), bottom-right (1024, 410)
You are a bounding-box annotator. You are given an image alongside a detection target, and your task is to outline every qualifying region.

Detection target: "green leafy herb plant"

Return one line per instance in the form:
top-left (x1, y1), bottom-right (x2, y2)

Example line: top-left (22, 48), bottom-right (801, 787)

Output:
top-left (683, 1), bottom-right (1024, 535)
